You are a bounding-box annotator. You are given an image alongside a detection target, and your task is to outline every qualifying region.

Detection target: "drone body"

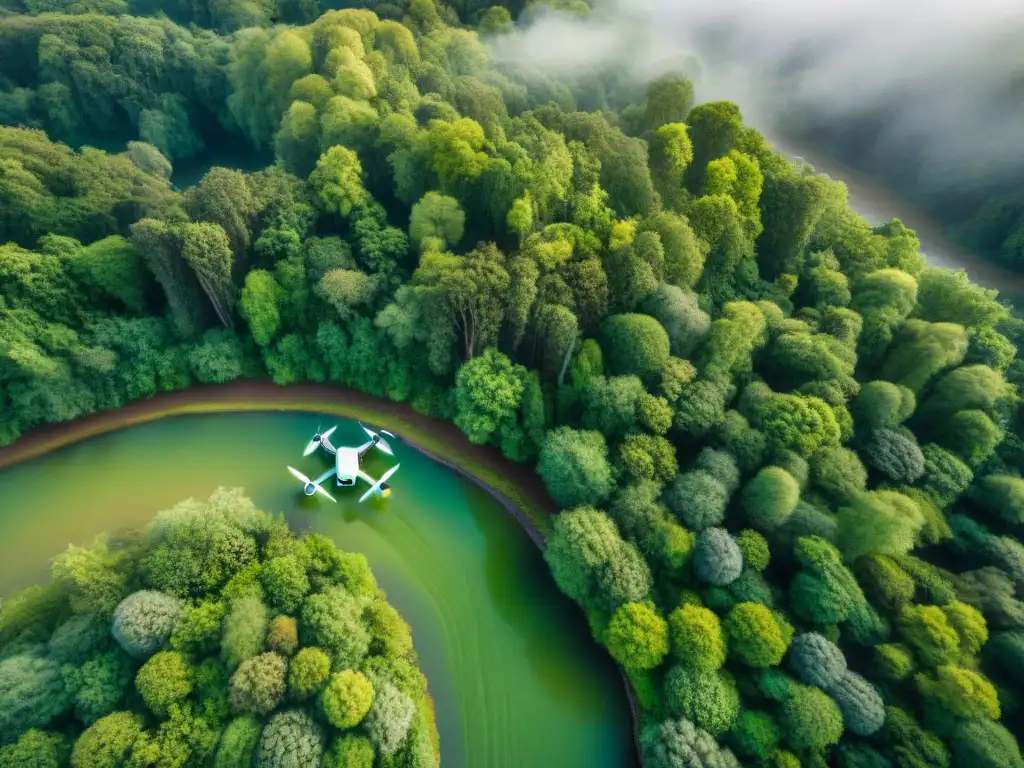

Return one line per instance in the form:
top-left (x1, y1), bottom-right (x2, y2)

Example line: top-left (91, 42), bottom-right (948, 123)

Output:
top-left (287, 423), bottom-right (400, 503)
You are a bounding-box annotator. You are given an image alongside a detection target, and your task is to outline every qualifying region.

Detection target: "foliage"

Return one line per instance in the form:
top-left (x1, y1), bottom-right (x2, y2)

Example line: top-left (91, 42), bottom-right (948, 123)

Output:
top-left (668, 604), bottom-right (727, 671)
top-left (111, 590), bottom-right (183, 659)
top-left (693, 528), bottom-right (744, 586)
top-left (605, 603), bottom-right (669, 670)
top-left (288, 647), bottom-right (332, 700)
top-left (0, 491), bottom-right (433, 765)
top-left (4, 5), bottom-right (1024, 762)
top-left (256, 709), bottom-right (325, 768)
top-left (723, 602), bottom-right (792, 667)
top-left (740, 467), bottom-right (800, 531)
top-left (663, 665), bottom-right (740, 736)
top-left (641, 717), bottom-right (741, 768)
top-left (537, 428), bottom-right (614, 508)
top-left (135, 650), bottom-right (193, 719)
top-left (230, 652), bottom-right (287, 715)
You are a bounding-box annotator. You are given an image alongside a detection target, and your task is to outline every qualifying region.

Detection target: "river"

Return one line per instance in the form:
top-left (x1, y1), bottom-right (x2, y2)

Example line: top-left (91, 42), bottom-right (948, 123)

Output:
top-left (0, 412), bottom-right (636, 768)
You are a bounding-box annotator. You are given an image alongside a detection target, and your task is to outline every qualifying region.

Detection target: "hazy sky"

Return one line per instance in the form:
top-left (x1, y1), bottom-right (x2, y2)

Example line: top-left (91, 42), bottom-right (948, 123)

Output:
top-left (490, 0), bottom-right (1024, 197)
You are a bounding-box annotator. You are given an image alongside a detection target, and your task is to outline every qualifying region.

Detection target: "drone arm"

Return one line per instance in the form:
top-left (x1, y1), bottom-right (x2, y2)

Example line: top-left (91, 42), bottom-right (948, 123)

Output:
top-left (356, 439), bottom-right (375, 458)
top-left (313, 467), bottom-right (337, 486)
top-left (319, 437), bottom-right (338, 455)
top-left (357, 469), bottom-right (376, 486)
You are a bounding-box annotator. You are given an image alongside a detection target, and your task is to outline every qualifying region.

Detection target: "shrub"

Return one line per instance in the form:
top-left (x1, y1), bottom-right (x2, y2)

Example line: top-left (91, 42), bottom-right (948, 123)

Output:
top-left (810, 446), bottom-right (867, 501)
top-left (730, 709), bottom-right (780, 761)
top-left (693, 448), bottom-right (741, 493)
top-left (600, 313), bottom-right (671, 378)
top-left (736, 530), bottom-right (770, 571)
top-left (606, 603), bottom-right (669, 670)
top-left (363, 679), bottom-right (415, 757)
top-left (112, 590), bottom-right (183, 659)
top-left (862, 428), bottom-right (926, 483)
top-left (70, 711), bottom-right (144, 768)
top-left (229, 652), bottom-right (287, 715)
top-left (141, 490), bottom-right (263, 598)
top-left (641, 717), bottom-right (741, 768)
top-left (785, 632), bottom-right (846, 689)
top-left (723, 603), bottom-right (793, 667)
top-left (899, 604), bottom-right (960, 667)
top-left (544, 506), bottom-right (651, 610)
top-left (663, 665), bottom-right (739, 736)
top-left (267, 615), bottom-right (299, 656)
top-left (261, 557), bottom-right (311, 614)
top-left (319, 670), bottom-right (374, 729)
top-left (135, 651), bottom-right (193, 719)
top-left (323, 734), bottom-right (375, 768)
top-left (942, 600), bottom-right (988, 655)
top-left (947, 718), bottom-right (1024, 768)
top-left (693, 528), bottom-right (743, 586)
top-left (668, 604), bottom-right (726, 671)
top-left (917, 665), bottom-right (1000, 721)
top-left (537, 427), bottom-right (615, 507)
top-left (170, 601), bottom-right (225, 655)
top-left (874, 643), bottom-right (915, 682)
top-left (0, 654), bottom-right (71, 741)
top-left (741, 467), bottom-right (800, 531)
top-left (828, 671), bottom-right (885, 735)
top-left (663, 471), bottom-right (729, 530)
top-left (288, 647), bottom-right (331, 700)
top-left (47, 614), bottom-right (111, 665)
top-left (214, 715), bottom-right (262, 768)
top-left (0, 729), bottom-right (69, 768)
top-left (778, 685), bottom-right (843, 752)
top-left (222, 596), bottom-right (271, 670)
top-left (256, 710), bottom-right (325, 768)
top-left (67, 650), bottom-right (132, 725)
top-left (970, 474), bottom-right (1024, 526)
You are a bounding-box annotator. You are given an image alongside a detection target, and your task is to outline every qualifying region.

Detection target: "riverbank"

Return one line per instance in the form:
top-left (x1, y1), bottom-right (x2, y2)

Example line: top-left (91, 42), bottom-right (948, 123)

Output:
top-left (0, 380), bottom-right (556, 537)
top-left (0, 380), bottom-right (645, 763)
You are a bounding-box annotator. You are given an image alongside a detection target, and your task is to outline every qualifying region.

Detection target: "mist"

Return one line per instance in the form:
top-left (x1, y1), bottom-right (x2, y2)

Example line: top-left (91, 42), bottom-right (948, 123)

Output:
top-left (489, 0), bottom-right (1024, 205)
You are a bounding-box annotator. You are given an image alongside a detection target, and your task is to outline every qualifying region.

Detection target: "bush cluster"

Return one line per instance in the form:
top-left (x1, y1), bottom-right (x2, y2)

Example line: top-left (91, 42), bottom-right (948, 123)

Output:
top-left (0, 490), bottom-right (438, 767)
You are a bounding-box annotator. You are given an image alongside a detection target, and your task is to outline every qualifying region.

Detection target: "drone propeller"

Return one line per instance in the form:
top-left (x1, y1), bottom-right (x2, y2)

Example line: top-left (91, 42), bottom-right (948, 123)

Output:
top-left (303, 424), bottom-right (337, 456)
top-left (360, 423), bottom-right (394, 456)
top-left (287, 466), bottom-right (336, 502)
top-left (359, 464), bottom-right (400, 503)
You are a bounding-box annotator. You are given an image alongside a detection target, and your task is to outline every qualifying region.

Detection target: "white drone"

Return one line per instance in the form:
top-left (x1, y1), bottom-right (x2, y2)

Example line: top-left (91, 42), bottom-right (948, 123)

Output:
top-left (287, 423), bottom-right (400, 503)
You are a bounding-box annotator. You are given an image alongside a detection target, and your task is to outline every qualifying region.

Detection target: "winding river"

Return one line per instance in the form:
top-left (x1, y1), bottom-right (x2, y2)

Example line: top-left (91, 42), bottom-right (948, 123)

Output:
top-left (0, 411), bottom-right (637, 768)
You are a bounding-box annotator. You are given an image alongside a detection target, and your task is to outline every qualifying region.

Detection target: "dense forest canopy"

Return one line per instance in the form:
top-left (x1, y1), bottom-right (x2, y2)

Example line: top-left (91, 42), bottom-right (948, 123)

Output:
top-left (3, 0), bottom-right (1024, 766)
top-left (0, 489), bottom-right (438, 768)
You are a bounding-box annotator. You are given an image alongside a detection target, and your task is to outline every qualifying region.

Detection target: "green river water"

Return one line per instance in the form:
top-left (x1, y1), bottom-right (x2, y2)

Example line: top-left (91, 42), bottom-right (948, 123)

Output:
top-left (0, 411), bottom-right (636, 767)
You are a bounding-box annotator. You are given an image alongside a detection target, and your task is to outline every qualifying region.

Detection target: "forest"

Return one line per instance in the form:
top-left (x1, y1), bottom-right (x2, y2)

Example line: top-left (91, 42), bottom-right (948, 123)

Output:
top-left (2, 0), bottom-right (1024, 766)
top-left (0, 489), bottom-right (438, 767)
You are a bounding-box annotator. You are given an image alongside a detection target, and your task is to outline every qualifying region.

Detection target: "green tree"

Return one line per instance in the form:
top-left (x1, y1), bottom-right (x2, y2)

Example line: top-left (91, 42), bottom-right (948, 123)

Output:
top-left (599, 313), bottom-right (671, 379)
top-left (537, 427), bottom-right (614, 508)
top-left (723, 603), bottom-right (792, 667)
top-left (319, 670), bottom-right (374, 730)
top-left (230, 653), bottom-right (287, 715)
top-left (740, 467), bottom-right (800, 532)
top-left (136, 651), bottom-right (193, 719)
top-left (409, 191), bottom-right (465, 250)
top-left (288, 648), bottom-right (331, 700)
top-left (667, 604), bottom-right (726, 671)
top-left (605, 603), bottom-right (669, 670)
top-left (240, 270), bottom-right (282, 347)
